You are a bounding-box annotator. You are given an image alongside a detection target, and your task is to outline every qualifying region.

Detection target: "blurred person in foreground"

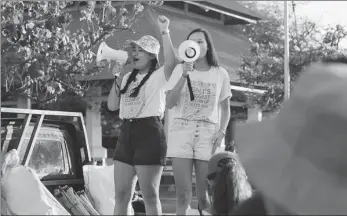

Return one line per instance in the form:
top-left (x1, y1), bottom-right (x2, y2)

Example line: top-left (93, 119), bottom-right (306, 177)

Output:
top-left (205, 152), bottom-right (252, 215)
top-left (232, 57), bottom-right (347, 215)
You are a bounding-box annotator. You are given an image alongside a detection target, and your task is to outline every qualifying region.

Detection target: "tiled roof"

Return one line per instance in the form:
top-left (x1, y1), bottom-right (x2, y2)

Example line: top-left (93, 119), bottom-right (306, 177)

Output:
top-left (204, 0), bottom-right (264, 20)
top-left (81, 9), bottom-right (250, 81)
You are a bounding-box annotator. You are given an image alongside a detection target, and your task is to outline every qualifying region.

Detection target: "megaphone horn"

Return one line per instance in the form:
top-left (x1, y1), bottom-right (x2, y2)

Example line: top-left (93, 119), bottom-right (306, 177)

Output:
top-left (178, 40), bottom-right (201, 63)
top-left (96, 42), bottom-right (129, 64)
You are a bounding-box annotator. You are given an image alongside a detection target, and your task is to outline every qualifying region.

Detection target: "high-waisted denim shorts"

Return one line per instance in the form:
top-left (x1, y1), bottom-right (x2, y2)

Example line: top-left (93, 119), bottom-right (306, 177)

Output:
top-left (114, 116), bottom-right (167, 166)
top-left (167, 118), bottom-right (222, 161)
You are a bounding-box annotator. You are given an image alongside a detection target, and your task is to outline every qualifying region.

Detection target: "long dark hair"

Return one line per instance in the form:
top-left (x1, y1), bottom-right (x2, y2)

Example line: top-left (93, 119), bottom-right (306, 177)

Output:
top-left (120, 58), bottom-right (158, 97)
top-left (187, 28), bottom-right (220, 67)
top-left (211, 157), bottom-right (252, 215)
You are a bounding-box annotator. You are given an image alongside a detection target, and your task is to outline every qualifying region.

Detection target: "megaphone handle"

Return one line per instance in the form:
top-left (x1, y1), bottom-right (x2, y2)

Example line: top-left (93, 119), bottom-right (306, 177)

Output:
top-left (186, 75), bottom-right (195, 101)
top-left (114, 75), bottom-right (121, 96)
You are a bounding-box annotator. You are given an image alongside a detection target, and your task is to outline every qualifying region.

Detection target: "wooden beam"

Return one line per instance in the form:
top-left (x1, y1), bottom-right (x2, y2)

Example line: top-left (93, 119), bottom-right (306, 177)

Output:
top-left (230, 85), bottom-right (266, 94)
top-left (79, 113), bottom-right (92, 162)
top-left (230, 101), bottom-right (247, 107)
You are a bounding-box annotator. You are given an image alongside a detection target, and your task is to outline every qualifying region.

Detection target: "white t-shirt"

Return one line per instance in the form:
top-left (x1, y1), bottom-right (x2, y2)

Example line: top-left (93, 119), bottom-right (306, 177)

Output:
top-left (119, 66), bottom-right (167, 119)
top-left (164, 64), bottom-right (232, 124)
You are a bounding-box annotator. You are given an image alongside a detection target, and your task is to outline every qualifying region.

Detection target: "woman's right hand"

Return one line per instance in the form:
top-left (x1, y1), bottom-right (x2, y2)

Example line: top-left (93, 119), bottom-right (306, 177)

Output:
top-left (112, 61), bottom-right (129, 79)
top-left (182, 62), bottom-right (194, 77)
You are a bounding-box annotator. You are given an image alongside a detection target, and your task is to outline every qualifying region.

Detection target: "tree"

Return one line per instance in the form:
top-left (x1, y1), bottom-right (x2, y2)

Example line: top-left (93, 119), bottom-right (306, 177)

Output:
top-left (1, 1), bottom-right (163, 107)
top-left (235, 1), bottom-right (347, 111)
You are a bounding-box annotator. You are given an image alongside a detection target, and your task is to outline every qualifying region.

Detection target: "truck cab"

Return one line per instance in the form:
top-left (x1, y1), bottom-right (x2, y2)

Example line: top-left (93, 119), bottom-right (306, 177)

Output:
top-left (1, 108), bottom-right (91, 193)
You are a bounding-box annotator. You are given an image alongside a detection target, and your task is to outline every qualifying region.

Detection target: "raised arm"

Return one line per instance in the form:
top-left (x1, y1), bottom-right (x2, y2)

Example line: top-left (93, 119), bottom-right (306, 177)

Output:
top-left (157, 15), bottom-right (180, 81)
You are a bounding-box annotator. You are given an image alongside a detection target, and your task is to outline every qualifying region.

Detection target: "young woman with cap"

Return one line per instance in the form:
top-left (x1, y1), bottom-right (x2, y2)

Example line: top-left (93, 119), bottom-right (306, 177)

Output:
top-left (107, 15), bottom-right (177, 215)
top-left (164, 28), bottom-right (232, 214)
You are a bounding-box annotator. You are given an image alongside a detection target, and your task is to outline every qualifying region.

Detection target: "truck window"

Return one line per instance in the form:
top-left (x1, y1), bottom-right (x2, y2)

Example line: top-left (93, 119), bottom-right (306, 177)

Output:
top-left (1, 121), bottom-right (79, 179)
top-left (19, 138), bottom-right (74, 179)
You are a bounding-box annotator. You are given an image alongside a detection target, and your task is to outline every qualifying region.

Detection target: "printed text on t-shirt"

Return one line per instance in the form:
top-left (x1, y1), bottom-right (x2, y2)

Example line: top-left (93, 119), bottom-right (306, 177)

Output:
top-left (122, 80), bottom-right (146, 118)
top-left (182, 80), bottom-right (216, 120)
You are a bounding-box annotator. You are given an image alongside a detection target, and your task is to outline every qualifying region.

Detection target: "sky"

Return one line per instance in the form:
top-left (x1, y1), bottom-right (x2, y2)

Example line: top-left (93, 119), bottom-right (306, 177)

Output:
top-left (294, 1), bottom-right (347, 48)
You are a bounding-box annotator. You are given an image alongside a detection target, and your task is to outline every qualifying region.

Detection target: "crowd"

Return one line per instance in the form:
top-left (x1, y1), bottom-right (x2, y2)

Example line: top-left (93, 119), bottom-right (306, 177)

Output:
top-left (107, 14), bottom-right (347, 215)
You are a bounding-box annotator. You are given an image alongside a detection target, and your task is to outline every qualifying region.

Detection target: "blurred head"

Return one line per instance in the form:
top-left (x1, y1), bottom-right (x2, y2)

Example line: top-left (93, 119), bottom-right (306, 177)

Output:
top-left (207, 152), bottom-right (253, 215)
top-left (187, 28), bottom-right (220, 67)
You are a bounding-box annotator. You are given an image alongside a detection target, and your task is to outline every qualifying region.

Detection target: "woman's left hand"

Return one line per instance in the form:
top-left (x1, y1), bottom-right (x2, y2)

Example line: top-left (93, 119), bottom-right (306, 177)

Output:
top-left (157, 15), bottom-right (170, 33)
top-left (211, 130), bottom-right (225, 154)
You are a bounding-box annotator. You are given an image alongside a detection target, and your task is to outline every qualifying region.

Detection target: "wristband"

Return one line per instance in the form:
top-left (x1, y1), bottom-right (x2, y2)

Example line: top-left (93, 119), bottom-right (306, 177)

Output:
top-left (182, 74), bottom-right (188, 78)
top-left (161, 29), bottom-right (170, 35)
top-left (115, 75), bottom-right (124, 83)
top-left (219, 130), bottom-right (226, 136)
top-left (114, 75), bottom-right (120, 86)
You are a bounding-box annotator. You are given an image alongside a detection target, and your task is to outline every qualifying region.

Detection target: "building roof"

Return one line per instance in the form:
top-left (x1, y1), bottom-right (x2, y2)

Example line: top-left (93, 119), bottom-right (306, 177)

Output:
top-left (79, 8), bottom-right (251, 82)
top-left (65, 1), bottom-right (264, 21)
top-left (203, 0), bottom-right (264, 20)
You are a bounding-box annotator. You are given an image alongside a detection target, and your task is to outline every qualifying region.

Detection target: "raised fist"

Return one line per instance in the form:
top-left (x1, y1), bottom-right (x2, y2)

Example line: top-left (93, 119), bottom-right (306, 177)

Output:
top-left (157, 15), bottom-right (170, 32)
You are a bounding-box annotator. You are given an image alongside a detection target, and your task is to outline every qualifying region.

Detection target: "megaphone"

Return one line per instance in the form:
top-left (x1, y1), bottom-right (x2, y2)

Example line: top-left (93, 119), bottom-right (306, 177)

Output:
top-left (96, 42), bottom-right (129, 65)
top-left (178, 40), bottom-right (200, 62)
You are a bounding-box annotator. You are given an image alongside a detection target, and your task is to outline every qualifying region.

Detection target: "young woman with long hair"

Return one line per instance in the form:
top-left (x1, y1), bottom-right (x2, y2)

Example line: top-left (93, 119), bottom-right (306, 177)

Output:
top-left (107, 15), bottom-right (177, 215)
top-left (207, 152), bottom-right (252, 215)
top-left (165, 28), bottom-right (232, 214)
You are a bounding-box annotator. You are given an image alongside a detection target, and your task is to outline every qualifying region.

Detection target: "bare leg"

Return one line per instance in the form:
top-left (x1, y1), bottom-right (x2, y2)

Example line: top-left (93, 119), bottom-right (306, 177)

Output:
top-left (135, 165), bottom-right (163, 215)
top-left (113, 161), bottom-right (137, 215)
top-left (194, 159), bottom-right (210, 211)
top-left (172, 158), bottom-right (194, 215)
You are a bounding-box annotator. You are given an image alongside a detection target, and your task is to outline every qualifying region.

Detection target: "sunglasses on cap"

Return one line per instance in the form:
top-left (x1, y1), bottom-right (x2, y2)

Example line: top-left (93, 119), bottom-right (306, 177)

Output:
top-left (206, 157), bottom-right (237, 183)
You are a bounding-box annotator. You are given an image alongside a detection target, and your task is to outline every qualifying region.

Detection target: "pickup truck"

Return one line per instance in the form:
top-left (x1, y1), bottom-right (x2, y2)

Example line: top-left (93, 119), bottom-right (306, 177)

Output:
top-left (0, 107), bottom-right (145, 214)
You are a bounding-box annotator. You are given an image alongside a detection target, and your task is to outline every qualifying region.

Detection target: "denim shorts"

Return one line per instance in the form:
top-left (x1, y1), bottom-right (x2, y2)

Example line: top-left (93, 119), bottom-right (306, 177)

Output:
top-left (167, 118), bottom-right (221, 161)
top-left (114, 116), bottom-right (167, 166)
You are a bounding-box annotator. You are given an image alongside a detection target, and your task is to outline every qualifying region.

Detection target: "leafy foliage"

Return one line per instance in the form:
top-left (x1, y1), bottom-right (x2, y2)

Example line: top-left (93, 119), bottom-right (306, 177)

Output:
top-left (1, 1), bottom-right (163, 107)
top-left (235, 1), bottom-right (347, 111)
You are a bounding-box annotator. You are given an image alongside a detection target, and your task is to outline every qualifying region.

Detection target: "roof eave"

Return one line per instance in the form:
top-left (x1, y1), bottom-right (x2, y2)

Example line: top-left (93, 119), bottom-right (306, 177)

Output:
top-left (184, 1), bottom-right (259, 24)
